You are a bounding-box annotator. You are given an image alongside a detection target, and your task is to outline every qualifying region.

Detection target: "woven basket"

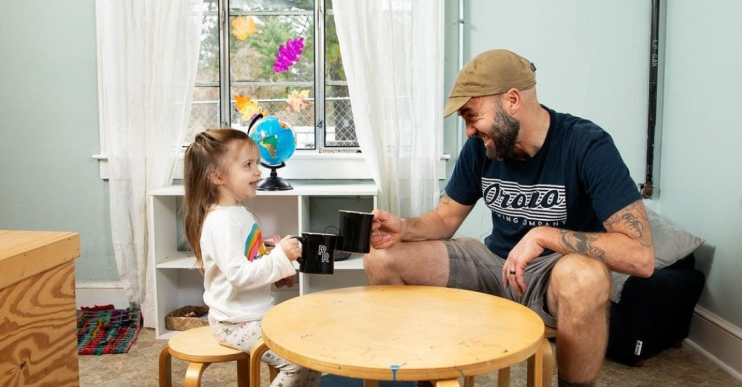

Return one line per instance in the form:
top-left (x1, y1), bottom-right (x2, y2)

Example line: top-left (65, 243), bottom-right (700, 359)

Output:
top-left (165, 306), bottom-right (209, 331)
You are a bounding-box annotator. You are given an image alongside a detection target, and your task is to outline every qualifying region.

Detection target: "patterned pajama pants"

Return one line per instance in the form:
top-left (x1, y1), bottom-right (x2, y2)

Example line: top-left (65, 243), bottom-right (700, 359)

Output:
top-left (209, 317), bottom-right (321, 387)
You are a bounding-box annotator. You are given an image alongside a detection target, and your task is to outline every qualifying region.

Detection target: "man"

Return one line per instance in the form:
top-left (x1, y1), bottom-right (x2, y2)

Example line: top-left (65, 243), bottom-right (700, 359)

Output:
top-left (365, 49), bottom-right (654, 387)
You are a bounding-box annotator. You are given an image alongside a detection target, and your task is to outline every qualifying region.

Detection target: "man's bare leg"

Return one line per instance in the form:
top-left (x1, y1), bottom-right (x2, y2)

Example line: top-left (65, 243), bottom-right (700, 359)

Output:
top-left (546, 253), bottom-right (610, 386)
top-left (364, 240), bottom-right (449, 286)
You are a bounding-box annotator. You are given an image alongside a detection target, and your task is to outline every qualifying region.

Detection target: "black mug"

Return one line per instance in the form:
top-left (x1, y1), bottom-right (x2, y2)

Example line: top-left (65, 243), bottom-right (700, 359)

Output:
top-left (293, 233), bottom-right (340, 275)
top-left (338, 210), bottom-right (374, 254)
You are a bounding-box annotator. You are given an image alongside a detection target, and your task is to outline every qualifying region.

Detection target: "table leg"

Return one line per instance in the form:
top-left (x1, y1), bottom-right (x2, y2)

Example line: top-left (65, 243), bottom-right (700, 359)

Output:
top-left (527, 338), bottom-right (552, 387)
top-left (363, 380), bottom-right (379, 387)
top-left (498, 367), bottom-right (511, 387)
top-left (434, 380), bottom-right (460, 387)
top-left (541, 339), bottom-right (553, 387)
top-left (464, 376), bottom-right (475, 387)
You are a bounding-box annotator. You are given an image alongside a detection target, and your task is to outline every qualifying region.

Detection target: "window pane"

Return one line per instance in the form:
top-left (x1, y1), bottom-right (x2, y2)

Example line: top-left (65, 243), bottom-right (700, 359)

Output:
top-left (187, 0), bottom-right (220, 143)
top-left (186, 87), bottom-right (221, 142)
top-left (325, 12), bottom-right (358, 147)
top-left (229, 15), bottom-right (314, 83)
top-left (230, 86), bottom-right (315, 150)
top-left (230, 0), bottom-right (314, 12)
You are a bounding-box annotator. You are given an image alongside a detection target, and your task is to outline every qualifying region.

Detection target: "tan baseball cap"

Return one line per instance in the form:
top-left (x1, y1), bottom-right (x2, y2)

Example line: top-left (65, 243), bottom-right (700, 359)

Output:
top-left (444, 49), bottom-right (537, 117)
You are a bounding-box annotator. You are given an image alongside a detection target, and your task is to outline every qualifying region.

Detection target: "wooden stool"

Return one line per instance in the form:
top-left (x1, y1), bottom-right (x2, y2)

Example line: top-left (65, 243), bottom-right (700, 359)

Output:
top-left (159, 326), bottom-right (277, 387)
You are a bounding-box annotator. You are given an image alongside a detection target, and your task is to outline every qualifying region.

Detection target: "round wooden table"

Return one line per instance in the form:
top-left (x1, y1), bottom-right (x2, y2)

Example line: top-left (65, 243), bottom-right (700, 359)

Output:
top-left (252, 286), bottom-right (552, 387)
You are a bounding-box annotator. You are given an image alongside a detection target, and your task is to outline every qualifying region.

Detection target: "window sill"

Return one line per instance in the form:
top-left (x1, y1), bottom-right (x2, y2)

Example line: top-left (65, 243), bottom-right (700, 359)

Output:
top-left (93, 152), bottom-right (450, 180)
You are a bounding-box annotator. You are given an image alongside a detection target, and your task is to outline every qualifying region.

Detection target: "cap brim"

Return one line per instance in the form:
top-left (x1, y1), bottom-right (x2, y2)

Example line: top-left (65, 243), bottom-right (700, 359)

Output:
top-left (443, 96), bottom-right (471, 118)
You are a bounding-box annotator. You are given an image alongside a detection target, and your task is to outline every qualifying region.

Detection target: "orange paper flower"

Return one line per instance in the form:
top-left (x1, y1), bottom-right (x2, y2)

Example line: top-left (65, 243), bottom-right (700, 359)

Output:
top-left (234, 95), bottom-right (267, 121)
top-left (231, 16), bottom-right (257, 41)
top-left (286, 89), bottom-right (311, 112)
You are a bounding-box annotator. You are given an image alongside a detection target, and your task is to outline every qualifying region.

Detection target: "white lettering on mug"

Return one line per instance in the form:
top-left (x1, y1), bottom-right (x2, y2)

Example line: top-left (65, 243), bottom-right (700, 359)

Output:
top-left (318, 245), bottom-right (330, 263)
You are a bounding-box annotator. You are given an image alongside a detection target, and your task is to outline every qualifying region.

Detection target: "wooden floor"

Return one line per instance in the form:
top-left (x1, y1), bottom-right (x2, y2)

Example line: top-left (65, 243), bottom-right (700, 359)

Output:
top-left (78, 328), bottom-right (741, 387)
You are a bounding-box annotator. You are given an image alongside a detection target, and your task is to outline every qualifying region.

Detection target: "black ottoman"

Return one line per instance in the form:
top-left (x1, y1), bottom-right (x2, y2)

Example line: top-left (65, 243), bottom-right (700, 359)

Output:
top-left (606, 254), bottom-right (705, 366)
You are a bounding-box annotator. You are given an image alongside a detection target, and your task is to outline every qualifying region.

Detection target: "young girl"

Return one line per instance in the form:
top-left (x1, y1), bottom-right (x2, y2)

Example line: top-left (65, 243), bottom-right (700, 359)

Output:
top-left (183, 129), bottom-right (320, 387)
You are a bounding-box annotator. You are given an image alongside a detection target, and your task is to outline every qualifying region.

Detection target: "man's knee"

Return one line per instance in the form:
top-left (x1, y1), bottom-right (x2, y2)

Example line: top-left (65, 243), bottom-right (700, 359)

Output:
top-left (364, 248), bottom-right (399, 284)
top-left (550, 254), bottom-right (610, 309)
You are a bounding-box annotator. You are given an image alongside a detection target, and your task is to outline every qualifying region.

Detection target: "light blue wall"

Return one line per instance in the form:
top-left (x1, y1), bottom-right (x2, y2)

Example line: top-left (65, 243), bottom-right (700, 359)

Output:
top-left (658, 0), bottom-right (742, 328)
top-left (444, 0), bottom-right (653, 238)
top-left (0, 0), bottom-right (118, 282)
top-left (443, 0), bottom-right (741, 330)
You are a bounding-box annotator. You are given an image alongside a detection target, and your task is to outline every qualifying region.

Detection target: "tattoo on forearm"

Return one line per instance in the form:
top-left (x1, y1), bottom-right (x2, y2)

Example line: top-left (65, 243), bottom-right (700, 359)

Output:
top-left (558, 230), bottom-right (607, 262)
top-left (440, 194), bottom-right (451, 207)
top-left (604, 201), bottom-right (653, 247)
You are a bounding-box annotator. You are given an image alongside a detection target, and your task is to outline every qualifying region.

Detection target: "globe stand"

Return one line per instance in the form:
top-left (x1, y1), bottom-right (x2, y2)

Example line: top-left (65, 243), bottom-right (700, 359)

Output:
top-left (258, 162), bottom-right (293, 191)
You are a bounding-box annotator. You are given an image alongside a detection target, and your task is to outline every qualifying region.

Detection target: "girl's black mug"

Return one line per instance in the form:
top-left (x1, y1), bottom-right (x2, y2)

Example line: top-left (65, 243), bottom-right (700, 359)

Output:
top-left (292, 233), bottom-right (340, 275)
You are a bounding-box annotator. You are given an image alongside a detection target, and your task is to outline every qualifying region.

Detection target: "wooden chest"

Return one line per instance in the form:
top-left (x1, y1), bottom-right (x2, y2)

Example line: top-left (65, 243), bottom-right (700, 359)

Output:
top-left (0, 230), bottom-right (81, 386)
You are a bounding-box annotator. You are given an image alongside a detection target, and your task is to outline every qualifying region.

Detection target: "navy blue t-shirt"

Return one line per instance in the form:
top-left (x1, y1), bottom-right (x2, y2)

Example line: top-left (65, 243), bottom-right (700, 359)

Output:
top-left (445, 106), bottom-right (641, 259)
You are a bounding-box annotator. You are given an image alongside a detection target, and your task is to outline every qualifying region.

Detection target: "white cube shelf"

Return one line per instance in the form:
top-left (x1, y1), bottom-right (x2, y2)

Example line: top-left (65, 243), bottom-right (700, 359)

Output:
top-left (150, 181), bottom-right (377, 339)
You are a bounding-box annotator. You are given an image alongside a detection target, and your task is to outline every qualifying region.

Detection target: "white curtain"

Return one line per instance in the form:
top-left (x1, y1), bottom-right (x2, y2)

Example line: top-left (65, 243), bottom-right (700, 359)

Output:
top-left (97, 0), bottom-right (203, 326)
top-left (332, 0), bottom-right (443, 217)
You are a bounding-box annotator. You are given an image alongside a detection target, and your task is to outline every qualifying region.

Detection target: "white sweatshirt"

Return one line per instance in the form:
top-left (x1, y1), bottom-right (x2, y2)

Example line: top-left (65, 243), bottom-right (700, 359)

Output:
top-left (200, 205), bottom-right (296, 323)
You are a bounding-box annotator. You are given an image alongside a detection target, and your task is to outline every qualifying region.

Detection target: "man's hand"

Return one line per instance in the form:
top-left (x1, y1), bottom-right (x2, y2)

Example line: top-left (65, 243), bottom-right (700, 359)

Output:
top-left (274, 275), bottom-right (296, 288)
top-left (369, 209), bottom-right (404, 249)
top-left (503, 227), bottom-right (546, 297)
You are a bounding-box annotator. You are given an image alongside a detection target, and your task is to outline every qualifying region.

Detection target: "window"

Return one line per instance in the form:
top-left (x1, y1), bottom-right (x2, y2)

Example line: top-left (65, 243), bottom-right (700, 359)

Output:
top-left (187, 0), bottom-right (358, 151)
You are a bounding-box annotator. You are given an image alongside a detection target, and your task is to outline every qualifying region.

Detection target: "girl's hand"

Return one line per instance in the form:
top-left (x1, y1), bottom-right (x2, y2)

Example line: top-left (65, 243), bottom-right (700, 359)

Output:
top-left (264, 234), bottom-right (281, 248)
top-left (274, 275), bottom-right (296, 288)
top-left (280, 235), bottom-right (302, 261)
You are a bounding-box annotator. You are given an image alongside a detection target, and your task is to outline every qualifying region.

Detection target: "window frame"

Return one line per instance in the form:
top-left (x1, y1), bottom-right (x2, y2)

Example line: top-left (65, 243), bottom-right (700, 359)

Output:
top-left (94, 0), bottom-right (449, 181)
top-left (213, 0), bottom-right (357, 151)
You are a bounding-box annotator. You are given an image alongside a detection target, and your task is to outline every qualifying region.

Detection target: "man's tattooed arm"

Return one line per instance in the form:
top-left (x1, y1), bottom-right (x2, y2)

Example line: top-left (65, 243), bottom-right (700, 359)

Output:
top-left (558, 230), bottom-right (607, 262)
top-left (603, 201), bottom-right (653, 248)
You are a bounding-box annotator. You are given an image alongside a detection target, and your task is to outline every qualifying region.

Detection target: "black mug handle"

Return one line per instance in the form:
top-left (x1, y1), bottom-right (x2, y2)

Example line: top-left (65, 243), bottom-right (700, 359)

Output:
top-left (291, 236), bottom-right (304, 263)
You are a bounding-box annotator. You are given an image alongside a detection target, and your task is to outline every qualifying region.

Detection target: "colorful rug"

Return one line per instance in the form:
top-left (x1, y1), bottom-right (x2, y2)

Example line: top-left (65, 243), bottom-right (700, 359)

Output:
top-left (77, 304), bottom-right (142, 355)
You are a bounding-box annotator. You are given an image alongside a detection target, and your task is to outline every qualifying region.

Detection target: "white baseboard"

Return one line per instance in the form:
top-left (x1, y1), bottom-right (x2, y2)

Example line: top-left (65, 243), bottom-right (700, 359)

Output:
top-left (685, 306), bottom-right (742, 382)
top-left (76, 282), bottom-right (129, 309)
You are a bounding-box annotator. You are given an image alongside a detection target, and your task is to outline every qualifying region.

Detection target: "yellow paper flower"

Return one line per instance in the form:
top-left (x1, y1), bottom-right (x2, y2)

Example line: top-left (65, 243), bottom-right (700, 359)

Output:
top-left (234, 95), bottom-right (267, 121)
top-left (286, 89), bottom-right (311, 112)
top-left (231, 16), bottom-right (257, 41)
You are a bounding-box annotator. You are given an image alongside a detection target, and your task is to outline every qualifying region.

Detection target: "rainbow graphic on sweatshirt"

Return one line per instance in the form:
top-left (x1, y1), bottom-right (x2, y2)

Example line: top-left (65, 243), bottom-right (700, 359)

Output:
top-left (244, 223), bottom-right (266, 261)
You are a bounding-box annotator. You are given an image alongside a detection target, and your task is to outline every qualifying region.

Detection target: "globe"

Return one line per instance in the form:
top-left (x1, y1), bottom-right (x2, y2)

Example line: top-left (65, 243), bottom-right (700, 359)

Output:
top-left (248, 115), bottom-right (297, 190)
top-left (249, 116), bottom-right (297, 166)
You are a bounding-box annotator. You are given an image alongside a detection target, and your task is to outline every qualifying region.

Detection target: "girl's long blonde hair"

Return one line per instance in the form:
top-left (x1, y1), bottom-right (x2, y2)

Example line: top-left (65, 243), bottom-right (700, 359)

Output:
top-left (183, 129), bottom-right (258, 269)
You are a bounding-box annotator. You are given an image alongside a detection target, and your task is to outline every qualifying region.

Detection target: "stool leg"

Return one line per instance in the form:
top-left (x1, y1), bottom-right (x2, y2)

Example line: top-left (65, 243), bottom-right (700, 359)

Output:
top-left (269, 365), bottom-right (278, 382)
top-left (250, 338), bottom-right (271, 387)
top-left (464, 376), bottom-right (475, 387)
top-left (159, 347), bottom-right (172, 387)
top-left (185, 362), bottom-right (210, 387)
top-left (363, 380), bottom-right (379, 387)
top-left (497, 367), bottom-right (510, 387)
top-left (237, 357), bottom-right (251, 387)
top-left (527, 338), bottom-right (548, 387)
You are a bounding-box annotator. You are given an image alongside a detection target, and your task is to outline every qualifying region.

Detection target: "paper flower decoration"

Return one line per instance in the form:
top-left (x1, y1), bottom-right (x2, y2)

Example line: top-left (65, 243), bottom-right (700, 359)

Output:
top-left (286, 89), bottom-right (311, 112)
top-left (231, 16), bottom-right (257, 41)
top-left (273, 37), bottom-right (304, 73)
top-left (234, 95), bottom-right (267, 121)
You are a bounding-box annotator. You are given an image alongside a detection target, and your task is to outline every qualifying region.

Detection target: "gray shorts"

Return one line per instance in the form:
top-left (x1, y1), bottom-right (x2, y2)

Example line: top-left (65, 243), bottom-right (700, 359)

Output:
top-left (444, 237), bottom-right (561, 327)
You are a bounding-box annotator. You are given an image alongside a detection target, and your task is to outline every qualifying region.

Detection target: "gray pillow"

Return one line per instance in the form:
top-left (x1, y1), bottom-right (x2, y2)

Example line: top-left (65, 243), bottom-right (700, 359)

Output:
top-left (610, 206), bottom-right (705, 303)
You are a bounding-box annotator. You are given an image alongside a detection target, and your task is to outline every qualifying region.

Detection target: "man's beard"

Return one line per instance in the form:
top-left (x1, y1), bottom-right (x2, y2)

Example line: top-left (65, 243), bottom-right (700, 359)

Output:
top-left (485, 106), bottom-right (520, 161)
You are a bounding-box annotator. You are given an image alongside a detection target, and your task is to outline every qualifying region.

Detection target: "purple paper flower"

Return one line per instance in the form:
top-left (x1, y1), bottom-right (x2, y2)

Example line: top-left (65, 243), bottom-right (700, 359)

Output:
top-left (273, 37), bottom-right (304, 73)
